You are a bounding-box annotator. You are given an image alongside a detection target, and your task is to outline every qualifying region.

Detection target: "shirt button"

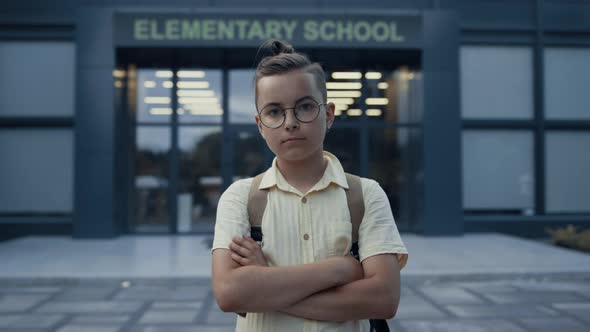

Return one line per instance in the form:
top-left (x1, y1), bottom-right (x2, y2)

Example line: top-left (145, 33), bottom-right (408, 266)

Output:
top-left (303, 234), bottom-right (310, 241)
top-left (301, 197), bottom-right (307, 203)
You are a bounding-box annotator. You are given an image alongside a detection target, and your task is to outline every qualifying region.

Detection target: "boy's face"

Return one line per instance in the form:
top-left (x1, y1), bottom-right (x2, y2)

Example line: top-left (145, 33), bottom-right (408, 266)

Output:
top-left (256, 70), bottom-right (335, 163)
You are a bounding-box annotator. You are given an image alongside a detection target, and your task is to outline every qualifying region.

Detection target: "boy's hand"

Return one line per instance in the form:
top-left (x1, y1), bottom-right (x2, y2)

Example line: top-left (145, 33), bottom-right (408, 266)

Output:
top-left (229, 236), bottom-right (269, 267)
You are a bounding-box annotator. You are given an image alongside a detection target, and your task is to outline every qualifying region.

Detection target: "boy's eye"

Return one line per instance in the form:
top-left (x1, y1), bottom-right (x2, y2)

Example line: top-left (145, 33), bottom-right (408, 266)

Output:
top-left (264, 107), bottom-right (283, 117)
top-left (297, 102), bottom-right (315, 111)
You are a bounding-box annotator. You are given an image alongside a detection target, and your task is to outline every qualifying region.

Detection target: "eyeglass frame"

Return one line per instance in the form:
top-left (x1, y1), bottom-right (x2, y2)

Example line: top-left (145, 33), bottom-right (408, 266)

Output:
top-left (256, 98), bottom-right (328, 129)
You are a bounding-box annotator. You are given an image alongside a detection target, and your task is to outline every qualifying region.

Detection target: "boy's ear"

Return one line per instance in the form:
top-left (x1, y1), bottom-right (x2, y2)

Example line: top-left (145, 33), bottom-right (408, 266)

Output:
top-left (326, 102), bottom-right (336, 129)
top-left (255, 115), bottom-right (266, 140)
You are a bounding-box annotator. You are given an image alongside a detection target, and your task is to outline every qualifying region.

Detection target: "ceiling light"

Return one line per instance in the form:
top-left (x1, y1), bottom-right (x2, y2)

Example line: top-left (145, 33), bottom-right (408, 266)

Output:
top-left (366, 98), bottom-right (389, 105)
top-left (177, 70), bottom-right (206, 78)
top-left (177, 81), bottom-right (210, 89)
top-left (331, 72), bottom-right (362, 80)
top-left (366, 109), bottom-right (383, 116)
top-left (327, 91), bottom-right (362, 98)
top-left (177, 90), bottom-right (215, 97)
top-left (326, 82), bottom-right (362, 90)
top-left (144, 97), bottom-right (171, 104)
top-left (149, 108), bottom-right (172, 115)
top-left (365, 72), bottom-right (382, 79)
top-left (347, 109), bottom-right (362, 116)
top-left (327, 98), bottom-right (355, 105)
top-left (155, 70), bottom-right (173, 78)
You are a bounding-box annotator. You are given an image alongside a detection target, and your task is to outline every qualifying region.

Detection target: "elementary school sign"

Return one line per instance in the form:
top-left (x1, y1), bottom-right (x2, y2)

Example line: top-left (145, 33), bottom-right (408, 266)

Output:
top-left (115, 13), bottom-right (422, 48)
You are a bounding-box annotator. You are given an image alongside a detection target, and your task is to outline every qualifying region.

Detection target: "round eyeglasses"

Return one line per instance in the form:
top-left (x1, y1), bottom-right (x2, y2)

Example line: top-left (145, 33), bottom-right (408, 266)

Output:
top-left (258, 99), bottom-right (327, 129)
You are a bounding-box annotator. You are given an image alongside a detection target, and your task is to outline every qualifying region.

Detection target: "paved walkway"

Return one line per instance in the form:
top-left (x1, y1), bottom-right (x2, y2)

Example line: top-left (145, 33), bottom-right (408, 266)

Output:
top-left (0, 234), bottom-right (589, 331)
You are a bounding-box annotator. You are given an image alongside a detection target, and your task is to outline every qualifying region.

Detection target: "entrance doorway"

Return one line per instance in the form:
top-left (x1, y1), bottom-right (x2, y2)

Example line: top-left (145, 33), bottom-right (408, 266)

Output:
top-left (117, 47), bottom-right (424, 234)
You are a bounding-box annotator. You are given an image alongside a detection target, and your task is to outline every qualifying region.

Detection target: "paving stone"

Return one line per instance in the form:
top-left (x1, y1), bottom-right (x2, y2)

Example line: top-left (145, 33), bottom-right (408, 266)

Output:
top-left (483, 289), bottom-right (583, 304)
top-left (394, 295), bottom-right (449, 319)
top-left (398, 319), bottom-right (527, 332)
top-left (55, 325), bottom-right (122, 332)
top-left (519, 317), bottom-right (589, 332)
top-left (460, 281), bottom-right (518, 294)
top-left (113, 285), bottom-right (208, 301)
top-left (419, 286), bottom-right (485, 305)
top-left (151, 301), bottom-right (204, 310)
top-left (205, 310), bottom-right (237, 325)
top-left (0, 313), bottom-right (64, 328)
top-left (552, 302), bottom-right (590, 323)
top-left (138, 310), bottom-right (198, 324)
top-left (54, 288), bottom-right (117, 301)
top-left (0, 286), bottom-right (63, 294)
top-left (140, 326), bottom-right (233, 332)
top-left (445, 303), bottom-right (557, 318)
top-left (0, 294), bottom-right (49, 312)
top-left (36, 301), bottom-right (143, 313)
top-left (70, 314), bottom-right (131, 324)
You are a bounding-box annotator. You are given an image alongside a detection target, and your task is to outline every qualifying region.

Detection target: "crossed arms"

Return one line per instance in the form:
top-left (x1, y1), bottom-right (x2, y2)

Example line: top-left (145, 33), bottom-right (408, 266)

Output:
top-left (211, 236), bottom-right (401, 323)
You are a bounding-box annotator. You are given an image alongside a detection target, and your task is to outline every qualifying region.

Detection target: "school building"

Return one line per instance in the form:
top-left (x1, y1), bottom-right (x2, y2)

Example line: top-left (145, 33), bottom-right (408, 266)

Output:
top-left (1, 0), bottom-right (589, 240)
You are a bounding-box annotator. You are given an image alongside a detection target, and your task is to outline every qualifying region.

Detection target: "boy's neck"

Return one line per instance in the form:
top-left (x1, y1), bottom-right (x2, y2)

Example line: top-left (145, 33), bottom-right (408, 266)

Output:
top-left (276, 150), bottom-right (327, 194)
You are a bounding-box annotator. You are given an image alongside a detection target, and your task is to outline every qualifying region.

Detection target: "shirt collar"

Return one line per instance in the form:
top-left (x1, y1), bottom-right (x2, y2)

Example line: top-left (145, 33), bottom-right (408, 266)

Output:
top-left (258, 151), bottom-right (349, 195)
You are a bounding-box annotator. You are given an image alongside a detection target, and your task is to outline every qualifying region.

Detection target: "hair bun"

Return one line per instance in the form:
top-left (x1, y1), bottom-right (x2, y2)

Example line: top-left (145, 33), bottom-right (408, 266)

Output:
top-left (262, 39), bottom-right (295, 56)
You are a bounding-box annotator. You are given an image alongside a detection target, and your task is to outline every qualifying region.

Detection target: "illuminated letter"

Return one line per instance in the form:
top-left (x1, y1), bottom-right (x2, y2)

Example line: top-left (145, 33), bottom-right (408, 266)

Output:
top-left (165, 19), bottom-right (180, 40)
top-left (372, 21), bottom-right (389, 42)
top-left (247, 21), bottom-right (265, 40)
top-left (202, 20), bottom-right (216, 40)
top-left (390, 22), bottom-right (404, 42)
top-left (234, 20), bottom-right (249, 40)
top-left (354, 21), bottom-right (371, 42)
top-left (265, 20), bottom-right (282, 39)
top-left (150, 19), bottom-right (164, 40)
top-left (134, 19), bottom-right (149, 40)
top-left (336, 21), bottom-right (353, 41)
top-left (319, 21), bottom-right (336, 41)
top-left (283, 20), bottom-right (297, 40)
top-left (181, 20), bottom-right (200, 40)
top-left (304, 20), bottom-right (319, 41)
top-left (218, 20), bottom-right (234, 40)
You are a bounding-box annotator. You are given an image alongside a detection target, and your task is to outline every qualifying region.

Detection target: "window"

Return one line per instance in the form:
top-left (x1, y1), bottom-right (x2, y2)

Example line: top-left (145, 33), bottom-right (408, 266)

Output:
top-left (463, 130), bottom-right (535, 214)
top-left (0, 42), bottom-right (75, 117)
top-left (0, 130), bottom-right (73, 213)
top-left (460, 46), bottom-right (533, 119)
top-left (544, 47), bottom-right (590, 120)
top-left (545, 132), bottom-right (590, 213)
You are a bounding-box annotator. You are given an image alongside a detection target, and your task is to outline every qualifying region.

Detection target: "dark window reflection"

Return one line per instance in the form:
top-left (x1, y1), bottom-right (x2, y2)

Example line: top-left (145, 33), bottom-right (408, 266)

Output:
top-left (233, 129), bottom-right (267, 179)
top-left (369, 127), bottom-right (421, 230)
top-left (178, 127), bottom-right (222, 232)
top-left (324, 128), bottom-right (360, 175)
top-left (135, 127), bottom-right (170, 232)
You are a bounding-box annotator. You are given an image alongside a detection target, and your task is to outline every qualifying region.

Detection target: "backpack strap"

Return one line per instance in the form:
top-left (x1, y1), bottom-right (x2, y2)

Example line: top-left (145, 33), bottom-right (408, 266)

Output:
top-left (247, 173), bottom-right (268, 227)
top-left (344, 173), bottom-right (364, 244)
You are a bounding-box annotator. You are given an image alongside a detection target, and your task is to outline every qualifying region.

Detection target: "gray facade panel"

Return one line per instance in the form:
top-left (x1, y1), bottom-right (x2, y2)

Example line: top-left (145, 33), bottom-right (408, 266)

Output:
top-left (422, 10), bottom-right (462, 235)
top-left (456, 0), bottom-right (536, 29)
top-left (544, 0), bottom-right (590, 31)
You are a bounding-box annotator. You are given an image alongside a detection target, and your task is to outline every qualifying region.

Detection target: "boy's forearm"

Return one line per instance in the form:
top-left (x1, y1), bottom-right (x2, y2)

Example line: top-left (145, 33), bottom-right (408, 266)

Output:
top-left (279, 276), bottom-right (398, 322)
top-left (223, 258), bottom-right (347, 313)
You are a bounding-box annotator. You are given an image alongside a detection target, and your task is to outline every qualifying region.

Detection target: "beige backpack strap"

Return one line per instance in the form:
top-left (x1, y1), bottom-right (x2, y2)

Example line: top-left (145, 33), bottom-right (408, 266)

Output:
top-left (247, 173), bottom-right (268, 227)
top-left (345, 173), bottom-right (365, 244)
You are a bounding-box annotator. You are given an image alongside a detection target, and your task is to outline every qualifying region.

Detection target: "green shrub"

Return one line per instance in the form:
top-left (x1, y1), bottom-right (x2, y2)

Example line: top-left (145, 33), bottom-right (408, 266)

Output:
top-left (546, 225), bottom-right (590, 253)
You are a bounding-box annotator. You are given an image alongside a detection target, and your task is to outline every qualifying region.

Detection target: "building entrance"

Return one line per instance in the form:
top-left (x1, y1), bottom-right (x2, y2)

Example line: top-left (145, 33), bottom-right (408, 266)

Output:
top-left (117, 48), bottom-right (423, 234)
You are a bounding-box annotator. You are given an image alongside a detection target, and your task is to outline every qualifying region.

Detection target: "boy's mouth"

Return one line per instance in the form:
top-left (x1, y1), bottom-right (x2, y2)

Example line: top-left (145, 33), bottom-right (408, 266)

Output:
top-left (282, 137), bottom-right (305, 144)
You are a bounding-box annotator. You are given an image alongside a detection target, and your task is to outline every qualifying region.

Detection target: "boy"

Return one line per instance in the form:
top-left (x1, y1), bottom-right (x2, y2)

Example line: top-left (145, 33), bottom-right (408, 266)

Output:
top-left (211, 39), bottom-right (408, 332)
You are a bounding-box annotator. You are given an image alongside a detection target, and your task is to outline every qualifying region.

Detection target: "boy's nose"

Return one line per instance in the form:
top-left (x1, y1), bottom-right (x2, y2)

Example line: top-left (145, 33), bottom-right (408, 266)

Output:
top-left (284, 109), bottom-right (300, 130)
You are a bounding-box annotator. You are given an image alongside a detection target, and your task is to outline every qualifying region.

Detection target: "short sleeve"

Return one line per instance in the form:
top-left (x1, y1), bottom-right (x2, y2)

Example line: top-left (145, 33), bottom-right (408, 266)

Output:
top-left (358, 179), bottom-right (409, 269)
top-left (210, 178), bottom-right (253, 254)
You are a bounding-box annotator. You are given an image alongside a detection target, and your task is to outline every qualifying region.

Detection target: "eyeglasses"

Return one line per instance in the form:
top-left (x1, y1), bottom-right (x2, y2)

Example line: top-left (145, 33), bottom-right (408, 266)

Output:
top-left (258, 99), bottom-right (327, 129)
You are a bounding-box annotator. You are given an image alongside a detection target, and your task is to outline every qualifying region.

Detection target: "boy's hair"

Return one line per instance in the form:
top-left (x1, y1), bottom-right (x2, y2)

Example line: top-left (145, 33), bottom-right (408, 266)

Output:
top-left (254, 39), bottom-right (327, 107)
